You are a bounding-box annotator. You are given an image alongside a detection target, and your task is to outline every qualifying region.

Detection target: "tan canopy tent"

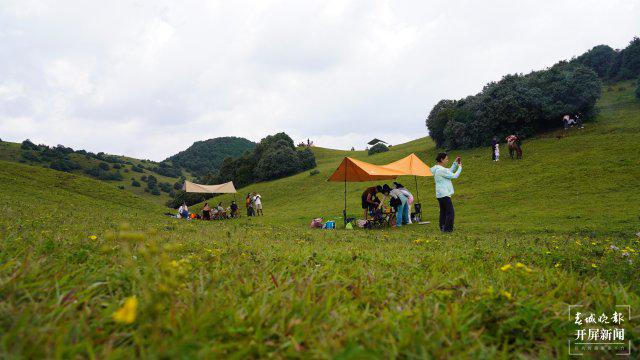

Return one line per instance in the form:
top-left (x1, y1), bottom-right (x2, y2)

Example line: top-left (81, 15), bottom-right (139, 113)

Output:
top-left (183, 181), bottom-right (237, 194)
top-left (327, 154), bottom-right (432, 223)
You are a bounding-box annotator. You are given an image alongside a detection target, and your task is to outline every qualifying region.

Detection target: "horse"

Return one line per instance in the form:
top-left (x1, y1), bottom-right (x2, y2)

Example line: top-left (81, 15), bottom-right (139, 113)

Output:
top-left (506, 136), bottom-right (523, 159)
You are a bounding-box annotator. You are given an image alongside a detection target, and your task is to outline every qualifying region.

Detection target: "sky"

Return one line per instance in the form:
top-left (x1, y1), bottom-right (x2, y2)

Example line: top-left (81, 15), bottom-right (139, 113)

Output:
top-left (0, 0), bottom-right (639, 161)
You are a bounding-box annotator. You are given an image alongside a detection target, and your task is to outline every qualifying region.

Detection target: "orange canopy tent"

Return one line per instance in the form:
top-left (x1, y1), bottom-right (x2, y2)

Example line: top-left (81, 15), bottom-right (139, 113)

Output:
top-left (327, 154), bottom-right (432, 223)
top-left (327, 157), bottom-right (406, 182)
top-left (383, 153), bottom-right (432, 202)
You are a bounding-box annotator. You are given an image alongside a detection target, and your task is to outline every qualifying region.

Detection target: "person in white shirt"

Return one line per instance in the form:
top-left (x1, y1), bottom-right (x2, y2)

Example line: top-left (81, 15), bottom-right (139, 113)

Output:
top-left (178, 203), bottom-right (189, 219)
top-left (382, 184), bottom-right (409, 227)
top-left (253, 193), bottom-right (263, 216)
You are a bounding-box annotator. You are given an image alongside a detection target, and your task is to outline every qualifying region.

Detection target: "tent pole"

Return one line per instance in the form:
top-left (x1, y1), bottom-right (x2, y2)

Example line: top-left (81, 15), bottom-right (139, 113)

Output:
top-left (343, 158), bottom-right (347, 225)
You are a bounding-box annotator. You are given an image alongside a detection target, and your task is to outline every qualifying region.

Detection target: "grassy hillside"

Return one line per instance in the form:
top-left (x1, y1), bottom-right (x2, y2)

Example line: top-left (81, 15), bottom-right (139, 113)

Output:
top-left (0, 142), bottom-right (190, 205)
top-left (1, 82), bottom-right (639, 358)
top-left (204, 80), bottom-right (640, 235)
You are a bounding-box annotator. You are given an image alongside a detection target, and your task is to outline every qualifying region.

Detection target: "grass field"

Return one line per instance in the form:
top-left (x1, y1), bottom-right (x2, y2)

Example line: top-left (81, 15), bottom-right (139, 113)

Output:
top-left (1, 82), bottom-right (639, 358)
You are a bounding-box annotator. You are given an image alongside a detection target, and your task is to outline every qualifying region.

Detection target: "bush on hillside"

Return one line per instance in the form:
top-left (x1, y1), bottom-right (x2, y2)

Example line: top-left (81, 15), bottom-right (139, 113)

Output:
top-left (20, 151), bottom-right (41, 163)
top-left (310, 169), bottom-right (320, 176)
top-left (158, 182), bottom-right (172, 193)
top-left (49, 159), bottom-right (81, 173)
top-left (21, 139), bottom-right (39, 151)
top-left (131, 165), bottom-right (144, 173)
top-left (98, 162), bottom-right (110, 171)
top-left (573, 45), bottom-right (617, 78)
top-left (608, 37), bottom-right (640, 81)
top-left (151, 162), bottom-right (182, 178)
top-left (146, 175), bottom-right (158, 189)
top-left (151, 188), bottom-right (161, 196)
top-left (84, 167), bottom-right (123, 181)
top-left (636, 77), bottom-right (640, 100)
top-left (426, 63), bottom-right (601, 149)
top-left (131, 180), bottom-right (141, 187)
top-left (368, 143), bottom-right (389, 155)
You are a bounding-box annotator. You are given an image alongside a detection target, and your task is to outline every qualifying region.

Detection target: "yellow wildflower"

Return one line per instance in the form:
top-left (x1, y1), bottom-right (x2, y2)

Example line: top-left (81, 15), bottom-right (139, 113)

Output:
top-left (88, 235), bottom-right (97, 240)
top-left (591, 263), bottom-right (598, 268)
top-left (500, 264), bottom-right (512, 271)
top-left (113, 296), bottom-right (138, 324)
top-left (554, 263), bottom-right (561, 268)
top-left (414, 239), bottom-right (424, 244)
top-left (500, 290), bottom-right (512, 300)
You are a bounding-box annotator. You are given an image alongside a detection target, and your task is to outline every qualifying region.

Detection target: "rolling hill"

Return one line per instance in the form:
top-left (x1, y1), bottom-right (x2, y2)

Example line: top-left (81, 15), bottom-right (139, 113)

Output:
top-left (164, 136), bottom-right (256, 177)
top-left (0, 81), bottom-right (639, 358)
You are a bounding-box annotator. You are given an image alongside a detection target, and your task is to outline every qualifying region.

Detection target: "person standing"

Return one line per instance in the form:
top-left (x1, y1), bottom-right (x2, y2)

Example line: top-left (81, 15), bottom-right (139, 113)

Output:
top-left (429, 153), bottom-right (462, 232)
top-left (491, 136), bottom-right (498, 161)
top-left (253, 192), bottom-right (263, 216)
top-left (245, 193), bottom-right (253, 216)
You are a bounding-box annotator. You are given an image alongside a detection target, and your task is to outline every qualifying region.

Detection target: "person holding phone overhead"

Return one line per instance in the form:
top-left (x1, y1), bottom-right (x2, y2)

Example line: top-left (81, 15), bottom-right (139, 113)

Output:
top-left (429, 153), bottom-right (462, 232)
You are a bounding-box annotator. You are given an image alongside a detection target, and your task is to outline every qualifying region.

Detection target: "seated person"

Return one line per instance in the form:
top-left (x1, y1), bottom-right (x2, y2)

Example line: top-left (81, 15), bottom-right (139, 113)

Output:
top-left (361, 185), bottom-right (383, 219)
top-left (230, 201), bottom-right (239, 218)
top-left (216, 202), bottom-right (226, 218)
top-left (202, 203), bottom-right (211, 220)
top-left (178, 203), bottom-right (189, 219)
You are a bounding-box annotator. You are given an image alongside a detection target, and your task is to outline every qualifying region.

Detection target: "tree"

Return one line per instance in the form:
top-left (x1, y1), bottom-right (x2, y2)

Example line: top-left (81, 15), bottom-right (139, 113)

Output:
top-left (636, 77), bottom-right (640, 100)
top-left (573, 45), bottom-right (616, 78)
top-left (425, 63), bottom-right (601, 149)
top-left (368, 143), bottom-right (389, 155)
top-left (255, 147), bottom-right (302, 181)
top-left (21, 139), bottom-right (39, 151)
top-left (609, 37), bottom-right (640, 81)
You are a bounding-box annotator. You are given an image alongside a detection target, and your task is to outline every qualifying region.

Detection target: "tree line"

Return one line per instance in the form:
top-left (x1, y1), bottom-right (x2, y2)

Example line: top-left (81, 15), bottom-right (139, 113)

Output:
top-left (167, 132), bottom-right (316, 208)
top-left (426, 37), bottom-right (640, 149)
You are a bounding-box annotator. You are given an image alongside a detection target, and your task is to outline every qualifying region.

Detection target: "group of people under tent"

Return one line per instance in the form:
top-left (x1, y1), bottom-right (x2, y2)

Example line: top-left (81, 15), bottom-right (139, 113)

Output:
top-left (360, 152), bottom-right (462, 233)
top-left (177, 200), bottom-right (240, 220)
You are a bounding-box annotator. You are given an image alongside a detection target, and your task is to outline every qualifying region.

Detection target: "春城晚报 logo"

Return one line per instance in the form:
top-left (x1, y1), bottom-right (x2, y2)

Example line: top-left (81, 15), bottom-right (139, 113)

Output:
top-left (569, 305), bottom-right (632, 356)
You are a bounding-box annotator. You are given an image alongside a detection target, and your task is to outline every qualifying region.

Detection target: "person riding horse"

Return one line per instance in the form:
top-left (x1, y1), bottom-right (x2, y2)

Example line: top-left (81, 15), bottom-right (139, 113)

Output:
top-left (505, 135), bottom-right (522, 159)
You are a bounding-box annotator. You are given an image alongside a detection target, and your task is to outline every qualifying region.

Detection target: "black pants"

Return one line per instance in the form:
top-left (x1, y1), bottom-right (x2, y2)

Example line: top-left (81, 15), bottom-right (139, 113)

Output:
top-left (437, 196), bottom-right (455, 232)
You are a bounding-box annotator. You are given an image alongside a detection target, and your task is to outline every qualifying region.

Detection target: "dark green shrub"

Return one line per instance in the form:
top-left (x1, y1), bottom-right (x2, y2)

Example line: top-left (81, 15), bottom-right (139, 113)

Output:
top-left (21, 139), bottom-right (39, 151)
top-left (368, 143), bottom-right (389, 155)
top-left (636, 77), bottom-right (640, 100)
top-left (158, 182), bottom-right (172, 193)
top-left (98, 162), bottom-right (110, 171)
top-left (310, 169), bottom-right (320, 176)
top-left (131, 180), bottom-right (141, 187)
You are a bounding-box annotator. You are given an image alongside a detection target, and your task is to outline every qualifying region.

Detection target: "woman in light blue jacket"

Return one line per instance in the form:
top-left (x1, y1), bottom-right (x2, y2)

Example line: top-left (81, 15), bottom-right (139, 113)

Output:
top-left (429, 153), bottom-right (462, 232)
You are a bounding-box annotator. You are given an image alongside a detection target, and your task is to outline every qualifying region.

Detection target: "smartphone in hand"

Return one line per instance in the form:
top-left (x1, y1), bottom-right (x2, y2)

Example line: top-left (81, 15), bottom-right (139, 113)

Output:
top-left (456, 156), bottom-right (461, 164)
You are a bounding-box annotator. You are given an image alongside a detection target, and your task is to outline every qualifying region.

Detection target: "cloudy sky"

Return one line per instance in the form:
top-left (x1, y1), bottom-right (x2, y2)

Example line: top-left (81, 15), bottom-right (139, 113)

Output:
top-left (1, 0), bottom-right (638, 160)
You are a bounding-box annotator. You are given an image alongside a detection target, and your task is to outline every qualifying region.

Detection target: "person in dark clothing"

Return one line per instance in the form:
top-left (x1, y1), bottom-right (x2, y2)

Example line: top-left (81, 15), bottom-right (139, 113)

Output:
top-left (361, 185), bottom-right (383, 219)
top-left (230, 201), bottom-right (239, 218)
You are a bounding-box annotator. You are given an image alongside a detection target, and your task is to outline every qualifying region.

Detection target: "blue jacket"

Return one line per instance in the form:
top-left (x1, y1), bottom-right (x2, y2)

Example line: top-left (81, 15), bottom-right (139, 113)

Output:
top-left (429, 163), bottom-right (462, 198)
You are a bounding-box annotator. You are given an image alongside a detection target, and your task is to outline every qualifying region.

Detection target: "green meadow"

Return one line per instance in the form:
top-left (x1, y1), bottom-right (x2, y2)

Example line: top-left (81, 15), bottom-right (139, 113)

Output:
top-left (1, 82), bottom-right (639, 358)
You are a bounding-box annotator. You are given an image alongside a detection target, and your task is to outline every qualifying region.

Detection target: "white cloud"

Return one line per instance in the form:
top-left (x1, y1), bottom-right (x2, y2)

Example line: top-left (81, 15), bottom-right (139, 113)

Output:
top-left (0, 0), bottom-right (638, 160)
